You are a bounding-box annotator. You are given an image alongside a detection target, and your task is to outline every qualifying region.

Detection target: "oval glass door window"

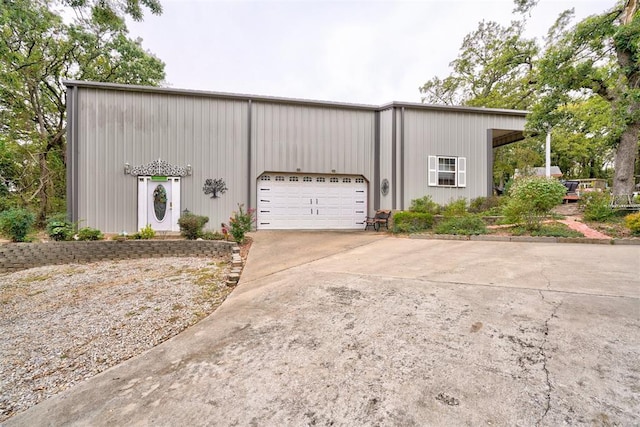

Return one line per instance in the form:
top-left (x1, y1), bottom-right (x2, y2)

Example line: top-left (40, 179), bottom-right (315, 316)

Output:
top-left (153, 185), bottom-right (167, 221)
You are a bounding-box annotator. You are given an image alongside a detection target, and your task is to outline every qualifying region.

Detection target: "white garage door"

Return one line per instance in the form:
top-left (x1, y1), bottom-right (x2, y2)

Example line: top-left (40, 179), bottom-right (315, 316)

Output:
top-left (257, 174), bottom-right (367, 230)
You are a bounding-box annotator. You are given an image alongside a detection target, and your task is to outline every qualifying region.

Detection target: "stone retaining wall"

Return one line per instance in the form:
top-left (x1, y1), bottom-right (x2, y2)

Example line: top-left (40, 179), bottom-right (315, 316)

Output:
top-left (0, 240), bottom-right (235, 273)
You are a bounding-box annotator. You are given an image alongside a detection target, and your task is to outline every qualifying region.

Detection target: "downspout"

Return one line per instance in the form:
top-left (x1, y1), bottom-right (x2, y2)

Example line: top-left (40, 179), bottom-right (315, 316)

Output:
top-left (247, 99), bottom-right (252, 209)
top-left (400, 107), bottom-right (405, 210)
top-left (374, 111), bottom-right (381, 210)
top-left (66, 85), bottom-right (79, 224)
top-left (391, 108), bottom-right (396, 210)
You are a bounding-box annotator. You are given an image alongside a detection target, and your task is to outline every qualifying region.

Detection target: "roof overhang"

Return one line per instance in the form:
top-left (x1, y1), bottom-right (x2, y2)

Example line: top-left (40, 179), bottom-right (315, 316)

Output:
top-left (492, 129), bottom-right (526, 148)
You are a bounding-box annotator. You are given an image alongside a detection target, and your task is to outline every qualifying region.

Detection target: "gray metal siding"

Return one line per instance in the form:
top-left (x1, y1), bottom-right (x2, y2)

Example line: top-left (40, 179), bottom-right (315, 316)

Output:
top-left (250, 102), bottom-right (375, 213)
top-left (378, 109), bottom-right (393, 210)
top-left (75, 88), bottom-right (248, 233)
top-left (68, 81), bottom-right (529, 232)
top-left (251, 103), bottom-right (374, 175)
top-left (402, 109), bottom-right (525, 207)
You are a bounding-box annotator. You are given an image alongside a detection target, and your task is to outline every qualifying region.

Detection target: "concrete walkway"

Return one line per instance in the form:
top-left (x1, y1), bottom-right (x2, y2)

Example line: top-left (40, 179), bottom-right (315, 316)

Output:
top-left (5, 232), bottom-right (640, 426)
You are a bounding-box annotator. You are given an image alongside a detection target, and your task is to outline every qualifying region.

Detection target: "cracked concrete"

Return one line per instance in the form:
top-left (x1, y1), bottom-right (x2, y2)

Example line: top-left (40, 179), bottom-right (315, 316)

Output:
top-left (5, 232), bottom-right (639, 426)
top-left (535, 291), bottom-right (562, 427)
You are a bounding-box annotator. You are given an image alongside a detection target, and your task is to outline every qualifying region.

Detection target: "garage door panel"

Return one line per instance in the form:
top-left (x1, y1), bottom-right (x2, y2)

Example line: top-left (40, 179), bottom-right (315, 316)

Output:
top-left (257, 174), bottom-right (367, 230)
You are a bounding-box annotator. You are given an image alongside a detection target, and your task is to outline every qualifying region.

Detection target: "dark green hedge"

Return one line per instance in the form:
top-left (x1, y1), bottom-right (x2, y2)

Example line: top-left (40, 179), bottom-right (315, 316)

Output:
top-left (393, 211), bottom-right (434, 233)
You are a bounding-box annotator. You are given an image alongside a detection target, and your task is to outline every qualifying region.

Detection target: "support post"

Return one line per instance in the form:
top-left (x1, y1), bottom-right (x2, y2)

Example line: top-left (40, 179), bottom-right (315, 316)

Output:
top-left (545, 131), bottom-right (551, 178)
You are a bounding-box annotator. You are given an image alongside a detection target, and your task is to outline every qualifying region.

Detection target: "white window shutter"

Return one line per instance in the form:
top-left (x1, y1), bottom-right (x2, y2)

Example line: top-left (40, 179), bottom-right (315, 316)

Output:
top-left (428, 156), bottom-right (437, 186)
top-left (457, 157), bottom-right (467, 188)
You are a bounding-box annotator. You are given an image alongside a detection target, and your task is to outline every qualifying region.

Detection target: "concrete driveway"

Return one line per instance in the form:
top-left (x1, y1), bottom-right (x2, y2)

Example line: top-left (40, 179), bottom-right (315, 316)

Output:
top-left (6, 232), bottom-right (640, 426)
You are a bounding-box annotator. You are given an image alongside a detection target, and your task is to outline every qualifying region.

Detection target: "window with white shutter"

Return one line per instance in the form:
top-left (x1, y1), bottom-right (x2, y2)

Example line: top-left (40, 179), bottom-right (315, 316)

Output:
top-left (428, 156), bottom-right (467, 188)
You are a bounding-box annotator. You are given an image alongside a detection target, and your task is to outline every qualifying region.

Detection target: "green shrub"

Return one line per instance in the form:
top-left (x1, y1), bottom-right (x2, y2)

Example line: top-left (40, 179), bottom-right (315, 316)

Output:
top-left (503, 177), bottom-right (566, 230)
top-left (178, 212), bottom-right (209, 240)
top-left (442, 198), bottom-right (468, 217)
top-left (580, 191), bottom-right (614, 222)
top-left (202, 231), bottom-right (226, 240)
top-left (392, 211), bottom-right (434, 233)
top-left (46, 214), bottom-right (74, 241)
top-left (409, 195), bottom-right (441, 214)
top-left (435, 215), bottom-right (487, 235)
top-left (469, 196), bottom-right (503, 214)
top-left (509, 223), bottom-right (584, 238)
top-left (77, 227), bottom-right (103, 241)
top-left (624, 212), bottom-right (640, 235)
top-left (0, 208), bottom-right (35, 242)
top-left (138, 224), bottom-right (156, 240)
top-left (229, 204), bottom-right (255, 244)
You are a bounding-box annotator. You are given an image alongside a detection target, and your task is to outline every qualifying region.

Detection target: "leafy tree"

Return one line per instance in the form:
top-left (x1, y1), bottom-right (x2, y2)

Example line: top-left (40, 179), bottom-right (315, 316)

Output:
top-left (419, 13), bottom-right (542, 188)
top-left (420, 1), bottom-right (638, 192)
top-left (546, 97), bottom-right (615, 180)
top-left (420, 19), bottom-right (538, 110)
top-left (529, 0), bottom-right (640, 195)
top-left (0, 0), bottom-right (165, 222)
top-left (63, 0), bottom-right (162, 22)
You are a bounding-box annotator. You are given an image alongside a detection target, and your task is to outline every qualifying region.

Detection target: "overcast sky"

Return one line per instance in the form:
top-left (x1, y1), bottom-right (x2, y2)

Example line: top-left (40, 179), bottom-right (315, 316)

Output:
top-left (126, 0), bottom-right (613, 105)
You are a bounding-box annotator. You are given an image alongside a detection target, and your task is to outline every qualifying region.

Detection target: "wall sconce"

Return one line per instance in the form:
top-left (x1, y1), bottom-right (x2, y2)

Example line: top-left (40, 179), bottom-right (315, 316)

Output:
top-left (296, 167), bottom-right (301, 172)
top-left (124, 163), bottom-right (130, 175)
top-left (331, 169), bottom-right (336, 173)
top-left (186, 164), bottom-right (192, 176)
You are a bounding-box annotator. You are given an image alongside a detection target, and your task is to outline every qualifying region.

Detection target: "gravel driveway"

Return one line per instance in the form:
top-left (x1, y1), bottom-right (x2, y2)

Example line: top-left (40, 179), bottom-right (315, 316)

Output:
top-left (4, 232), bottom-right (640, 426)
top-left (1, 257), bottom-right (232, 422)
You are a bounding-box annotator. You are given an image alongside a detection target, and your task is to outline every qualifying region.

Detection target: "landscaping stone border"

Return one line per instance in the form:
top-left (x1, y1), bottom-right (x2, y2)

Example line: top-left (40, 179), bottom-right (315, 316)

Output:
top-left (410, 233), bottom-right (640, 245)
top-left (0, 240), bottom-right (235, 273)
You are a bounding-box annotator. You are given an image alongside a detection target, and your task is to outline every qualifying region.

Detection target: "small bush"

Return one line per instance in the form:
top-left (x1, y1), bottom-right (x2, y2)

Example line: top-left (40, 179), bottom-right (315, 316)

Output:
top-left (442, 198), bottom-right (467, 218)
top-left (503, 177), bottom-right (566, 230)
top-left (469, 196), bottom-right (503, 214)
top-left (409, 195), bottom-right (440, 214)
top-left (178, 213), bottom-right (209, 240)
top-left (46, 214), bottom-right (75, 241)
top-left (624, 212), bottom-right (640, 235)
top-left (202, 231), bottom-right (226, 240)
top-left (392, 211), bottom-right (434, 233)
top-left (229, 204), bottom-right (255, 244)
top-left (138, 224), bottom-right (156, 240)
top-left (435, 215), bottom-right (487, 235)
top-left (580, 191), bottom-right (614, 222)
top-left (0, 208), bottom-right (35, 242)
top-left (77, 227), bottom-right (103, 241)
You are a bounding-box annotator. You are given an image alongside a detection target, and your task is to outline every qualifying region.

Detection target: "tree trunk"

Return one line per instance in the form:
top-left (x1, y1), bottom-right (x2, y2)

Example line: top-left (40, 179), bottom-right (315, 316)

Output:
top-left (612, 122), bottom-right (639, 195)
top-left (37, 152), bottom-right (51, 224)
top-left (611, 0), bottom-right (639, 195)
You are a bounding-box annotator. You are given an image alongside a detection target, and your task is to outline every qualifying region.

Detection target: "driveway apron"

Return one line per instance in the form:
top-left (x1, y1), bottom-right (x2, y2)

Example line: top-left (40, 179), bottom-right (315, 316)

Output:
top-left (6, 232), bottom-right (639, 426)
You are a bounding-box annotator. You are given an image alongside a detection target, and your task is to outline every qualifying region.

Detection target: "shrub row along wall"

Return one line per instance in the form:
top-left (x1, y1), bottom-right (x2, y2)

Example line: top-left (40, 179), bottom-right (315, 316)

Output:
top-left (0, 240), bottom-right (235, 273)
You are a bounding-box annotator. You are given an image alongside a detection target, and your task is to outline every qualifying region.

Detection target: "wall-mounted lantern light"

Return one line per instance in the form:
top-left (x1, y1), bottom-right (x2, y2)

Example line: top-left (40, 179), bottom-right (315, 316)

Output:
top-left (124, 163), bottom-right (131, 175)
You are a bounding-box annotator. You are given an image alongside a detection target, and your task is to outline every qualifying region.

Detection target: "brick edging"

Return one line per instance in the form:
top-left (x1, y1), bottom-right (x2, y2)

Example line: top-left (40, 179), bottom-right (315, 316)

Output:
top-left (409, 234), bottom-right (640, 245)
top-left (0, 240), bottom-right (236, 273)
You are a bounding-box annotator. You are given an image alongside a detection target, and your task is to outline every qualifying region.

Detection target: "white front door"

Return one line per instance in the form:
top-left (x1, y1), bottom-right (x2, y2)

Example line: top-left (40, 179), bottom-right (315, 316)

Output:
top-left (257, 174), bottom-right (367, 230)
top-left (137, 177), bottom-right (181, 232)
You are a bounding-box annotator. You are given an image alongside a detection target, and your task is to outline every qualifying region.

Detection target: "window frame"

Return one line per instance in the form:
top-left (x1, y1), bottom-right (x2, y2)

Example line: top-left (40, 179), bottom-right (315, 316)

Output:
top-left (428, 155), bottom-right (466, 188)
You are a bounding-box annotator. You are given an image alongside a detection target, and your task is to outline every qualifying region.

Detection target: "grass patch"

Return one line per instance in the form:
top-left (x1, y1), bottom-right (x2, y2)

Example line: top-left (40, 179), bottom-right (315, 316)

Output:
top-left (586, 215), bottom-right (634, 238)
top-left (27, 290), bottom-right (46, 297)
top-left (20, 273), bottom-right (54, 283)
top-left (510, 222), bottom-right (584, 238)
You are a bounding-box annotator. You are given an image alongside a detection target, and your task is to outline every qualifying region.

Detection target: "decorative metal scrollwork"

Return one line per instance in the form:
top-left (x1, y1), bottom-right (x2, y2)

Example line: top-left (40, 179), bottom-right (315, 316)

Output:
top-left (126, 158), bottom-right (192, 177)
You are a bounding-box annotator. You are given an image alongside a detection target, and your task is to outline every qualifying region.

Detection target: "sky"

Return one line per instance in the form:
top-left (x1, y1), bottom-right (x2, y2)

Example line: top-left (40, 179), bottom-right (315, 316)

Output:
top-left (126, 0), bottom-right (614, 105)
